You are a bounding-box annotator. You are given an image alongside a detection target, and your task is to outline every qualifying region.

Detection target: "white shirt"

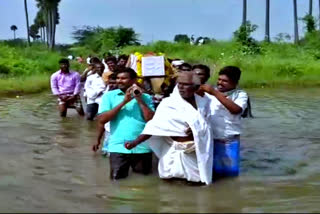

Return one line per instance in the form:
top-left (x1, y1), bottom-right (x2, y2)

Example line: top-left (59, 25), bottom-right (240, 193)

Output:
top-left (102, 59), bottom-right (110, 72)
top-left (86, 57), bottom-right (91, 65)
top-left (209, 90), bottom-right (248, 139)
top-left (84, 73), bottom-right (106, 104)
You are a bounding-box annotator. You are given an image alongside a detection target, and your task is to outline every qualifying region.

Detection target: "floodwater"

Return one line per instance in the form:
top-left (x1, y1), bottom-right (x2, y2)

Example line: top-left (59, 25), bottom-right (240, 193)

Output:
top-left (0, 88), bottom-right (320, 213)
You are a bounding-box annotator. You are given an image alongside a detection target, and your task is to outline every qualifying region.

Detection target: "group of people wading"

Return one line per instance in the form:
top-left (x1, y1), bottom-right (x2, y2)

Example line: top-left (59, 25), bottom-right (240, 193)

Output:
top-left (50, 54), bottom-right (251, 185)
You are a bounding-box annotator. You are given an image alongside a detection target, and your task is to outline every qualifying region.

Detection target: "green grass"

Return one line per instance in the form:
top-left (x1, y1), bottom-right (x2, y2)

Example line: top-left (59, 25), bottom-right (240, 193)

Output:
top-left (0, 74), bottom-right (50, 96)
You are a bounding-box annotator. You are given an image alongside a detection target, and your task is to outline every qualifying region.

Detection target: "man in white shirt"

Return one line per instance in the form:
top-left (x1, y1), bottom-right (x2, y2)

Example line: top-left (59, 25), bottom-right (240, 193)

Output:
top-left (197, 65), bottom-right (248, 180)
top-left (84, 62), bottom-right (106, 120)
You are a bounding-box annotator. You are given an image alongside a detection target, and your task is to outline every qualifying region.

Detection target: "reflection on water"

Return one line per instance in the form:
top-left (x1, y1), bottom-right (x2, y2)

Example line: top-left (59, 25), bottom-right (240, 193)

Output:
top-left (0, 88), bottom-right (320, 212)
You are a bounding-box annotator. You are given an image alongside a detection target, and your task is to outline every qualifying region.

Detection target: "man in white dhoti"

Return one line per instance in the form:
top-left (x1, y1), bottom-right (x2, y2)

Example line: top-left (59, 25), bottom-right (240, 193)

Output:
top-left (125, 72), bottom-right (214, 185)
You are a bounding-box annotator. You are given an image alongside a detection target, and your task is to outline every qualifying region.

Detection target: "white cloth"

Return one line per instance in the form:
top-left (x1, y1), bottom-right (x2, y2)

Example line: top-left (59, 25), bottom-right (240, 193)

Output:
top-left (84, 73), bottom-right (106, 104)
top-left (209, 89), bottom-right (248, 139)
top-left (142, 88), bottom-right (214, 185)
top-left (127, 54), bottom-right (138, 73)
top-left (86, 57), bottom-right (91, 65)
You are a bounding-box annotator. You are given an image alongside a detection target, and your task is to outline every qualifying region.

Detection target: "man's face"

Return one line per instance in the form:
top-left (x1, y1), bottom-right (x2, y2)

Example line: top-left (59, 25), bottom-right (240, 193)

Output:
top-left (193, 68), bottom-right (208, 85)
top-left (217, 74), bottom-right (237, 92)
top-left (116, 72), bottom-right (135, 91)
top-left (117, 59), bottom-right (127, 67)
top-left (94, 64), bottom-right (104, 75)
top-left (59, 63), bottom-right (69, 73)
top-left (177, 73), bottom-right (196, 99)
top-left (106, 60), bottom-right (116, 72)
top-left (108, 79), bottom-right (117, 91)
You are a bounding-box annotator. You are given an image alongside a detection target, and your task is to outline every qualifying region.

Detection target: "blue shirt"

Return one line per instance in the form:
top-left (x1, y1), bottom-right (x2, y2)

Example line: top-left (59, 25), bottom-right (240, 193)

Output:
top-left (98, 89), bottom-right (154, 154)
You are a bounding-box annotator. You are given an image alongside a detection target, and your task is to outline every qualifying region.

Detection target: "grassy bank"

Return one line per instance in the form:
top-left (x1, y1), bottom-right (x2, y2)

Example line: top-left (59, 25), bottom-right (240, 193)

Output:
top-left (0, 40), bottom-right (85, 95)
top-left (122, 41), bottom-right (320, 88)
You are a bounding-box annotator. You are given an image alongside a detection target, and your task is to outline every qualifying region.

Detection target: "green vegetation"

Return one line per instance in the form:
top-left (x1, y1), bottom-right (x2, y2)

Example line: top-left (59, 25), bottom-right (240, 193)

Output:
top-left (0, 40), bottom-right (84, 95)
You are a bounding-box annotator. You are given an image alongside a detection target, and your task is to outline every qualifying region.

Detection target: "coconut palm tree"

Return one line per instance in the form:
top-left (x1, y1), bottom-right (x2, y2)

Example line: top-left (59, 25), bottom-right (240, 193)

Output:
top-left (242, 0), bottom-right (247, 25)
top-left (265, 0), bottom-right (270, 42)
top-left (293, 0), bottom-right (299, 44)
top-left (10, 25), bottom-right (18, 39)
top-left (24, 0), bottom-right (31, 45)
top-left (309, 0), bottom-right (313, 15)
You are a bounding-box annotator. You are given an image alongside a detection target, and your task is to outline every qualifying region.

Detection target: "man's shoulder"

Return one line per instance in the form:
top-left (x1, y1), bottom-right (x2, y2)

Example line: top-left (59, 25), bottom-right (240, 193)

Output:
top-left (103, 89), bottom-right (121, 98)
top-left (69, 70), bottom-right (80, 77)
top-left (51, 70), bottom-right (61, 78)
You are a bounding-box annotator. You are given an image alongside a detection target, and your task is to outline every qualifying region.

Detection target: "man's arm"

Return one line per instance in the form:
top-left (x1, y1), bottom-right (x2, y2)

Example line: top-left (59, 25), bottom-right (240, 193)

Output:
top-left (125, 134), bottom-right (152, 150)
top-left (135, 95), bottom-right (154, 122)
top-left (50, 74), bottom-right (60, 96)
top-left (98, 88), bottom-right (133, 124)
top-left (200, 84), bottom-right (242, 114)
top-left (92, 121), bottom-right (105, 152)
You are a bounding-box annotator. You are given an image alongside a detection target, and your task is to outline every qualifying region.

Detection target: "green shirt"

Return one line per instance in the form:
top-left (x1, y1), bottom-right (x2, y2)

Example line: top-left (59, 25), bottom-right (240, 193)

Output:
top-left (98, 89), bottom-right (154, 154)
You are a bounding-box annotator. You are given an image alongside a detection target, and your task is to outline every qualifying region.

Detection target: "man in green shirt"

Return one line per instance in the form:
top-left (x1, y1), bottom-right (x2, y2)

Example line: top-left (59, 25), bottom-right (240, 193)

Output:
top-left (92, 67), bottom-right (155, 180)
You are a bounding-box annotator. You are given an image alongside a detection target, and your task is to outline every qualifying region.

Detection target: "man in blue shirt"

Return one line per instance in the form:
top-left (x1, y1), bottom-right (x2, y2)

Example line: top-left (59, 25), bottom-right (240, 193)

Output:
top-left (92, 67), bottom-right (155, 180)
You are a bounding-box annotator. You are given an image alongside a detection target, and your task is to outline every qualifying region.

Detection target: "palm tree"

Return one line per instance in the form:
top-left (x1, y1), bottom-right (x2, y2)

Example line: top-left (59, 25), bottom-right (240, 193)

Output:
top-left (293, 0), bottom-right (299, 44)
top-left (318, 0), bottom-right (320, 29)
top-left (24, 0), bottom-right (31, 45)
top-left (10, 25), bottom-right (18, 39)
top-left (265, 0), bottom-right (270, 42)
top-left (309, 0), bottom-right (313, 15)
top-left (242, 0), bottom-right (247, 25)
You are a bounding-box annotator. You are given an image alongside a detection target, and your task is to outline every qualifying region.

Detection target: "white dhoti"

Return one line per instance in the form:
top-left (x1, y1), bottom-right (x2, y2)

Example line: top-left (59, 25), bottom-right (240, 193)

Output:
top-left (142, 88), bottom-right (214, 185)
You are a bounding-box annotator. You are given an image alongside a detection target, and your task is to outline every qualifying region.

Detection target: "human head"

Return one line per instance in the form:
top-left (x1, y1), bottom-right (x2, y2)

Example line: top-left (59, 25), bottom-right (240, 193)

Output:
top-left (117, 54), bottom-right (128, 67)
top-left (177, 72), bottom-right (201, 99)
top-left (192, 64), bottom-right (210, 84)
top-left (105, 56), bottom-right (117, 72)
top-left (217, 66), bottom-right (241, 92)
top-left (93, 62), bottom-right (105, 76)
top-left (59, 58), bottom-right (70, 73)
top-left (178, 63), bottom-right (192, 72)
top-left (89, 57), bottom-right (101, 65)
top-left (116, 67), bottom-right (137, 91)
top-left (108, 73), bottom-right (118, 91)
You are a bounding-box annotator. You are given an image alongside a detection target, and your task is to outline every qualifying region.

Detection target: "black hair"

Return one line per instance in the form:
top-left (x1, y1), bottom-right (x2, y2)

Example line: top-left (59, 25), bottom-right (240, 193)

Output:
top-left (192, 64), bottom-right (211, 78)
top-left (90, 57), bottom-right (101, 64)
top-left (118, 54), bottom-right (128, 61)
top-left (116, 67), bottom-right (137, 79)
top-left (94, 62), bottom-right (105, 69)
top-left (218, 66), bottom-right (242, 84)
top-left (178, 63), bottom-right (192, 71)
top-left (106, 56), bottom-right (117, 63)
top-left (109, 72), bottom-right (117, 80)
top-left (59, 58), bottom-right (69, 64)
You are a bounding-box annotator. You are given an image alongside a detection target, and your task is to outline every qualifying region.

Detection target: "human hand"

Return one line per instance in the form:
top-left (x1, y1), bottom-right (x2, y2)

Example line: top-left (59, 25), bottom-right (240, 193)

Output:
top-left (124, 141), bottom-right (138, 150)
top-left (123, 86), bottom-right (134, 104)
top-left (132, 84), bottom-right (143, 100)
top-left (92, 142), bottom-right (100, 152)
top-left (66, 95), bottom-right (76, 102)
top-left (199, 84), bottom-right (214, 94)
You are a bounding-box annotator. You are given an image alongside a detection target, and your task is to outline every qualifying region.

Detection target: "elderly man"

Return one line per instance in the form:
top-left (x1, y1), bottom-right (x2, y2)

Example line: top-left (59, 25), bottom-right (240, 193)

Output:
top-left (50, 58), bottom-right (84, 117)
top-left (92, 67), bottom-right (155, 180)
top-left (125, 72), bottom-right (214, 185)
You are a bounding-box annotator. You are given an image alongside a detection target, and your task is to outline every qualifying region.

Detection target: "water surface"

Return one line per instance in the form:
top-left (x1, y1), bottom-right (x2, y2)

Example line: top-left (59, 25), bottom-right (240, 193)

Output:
top-left (0, 88), bottom-right (320, 213)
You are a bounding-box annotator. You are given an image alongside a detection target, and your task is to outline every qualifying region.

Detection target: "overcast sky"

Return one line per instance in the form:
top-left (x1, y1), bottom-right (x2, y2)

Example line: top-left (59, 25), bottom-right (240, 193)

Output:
top-left (0, 0), bottom-right (317, 44)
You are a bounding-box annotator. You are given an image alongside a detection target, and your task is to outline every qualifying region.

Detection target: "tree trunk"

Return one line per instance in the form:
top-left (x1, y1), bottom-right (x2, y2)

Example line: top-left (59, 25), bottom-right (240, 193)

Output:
top-left (265, 0), bottom-right (270, 42)
top-left (242, 0), bottom-right (247, 25)
top-left (13, 30), bottom-right (16, 40)
top-left (309, 0), bottom-right (313, 15)
top-left (319, 0), bottom-right (320, 29)
top-left (24, 0), bottom-right (30, 46)
top-left (46, 9), bottom-right (51, 48)
top-left (293, 0), bottom-right (299, 44)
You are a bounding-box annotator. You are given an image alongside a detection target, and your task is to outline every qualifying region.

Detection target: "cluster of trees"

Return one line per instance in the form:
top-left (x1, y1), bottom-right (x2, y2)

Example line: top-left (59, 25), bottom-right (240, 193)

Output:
top-left (71, 26), bottom-right (140, 54)
top-left (21, 0), bottom-right (61, 49)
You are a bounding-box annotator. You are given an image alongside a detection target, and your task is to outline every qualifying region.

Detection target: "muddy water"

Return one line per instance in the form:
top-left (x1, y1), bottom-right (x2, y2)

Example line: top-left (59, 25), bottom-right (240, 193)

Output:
top-left (1, 88), bottom-right (320, 213)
